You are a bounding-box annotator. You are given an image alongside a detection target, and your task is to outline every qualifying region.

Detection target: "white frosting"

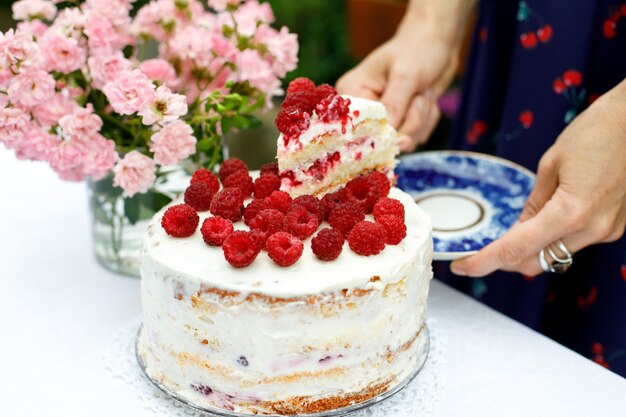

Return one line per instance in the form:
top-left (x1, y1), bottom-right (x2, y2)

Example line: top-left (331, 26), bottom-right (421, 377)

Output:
top-left (139, 185), bottom-right (433, 414)
top-left (142, 187), bottom-right (431, 298)
top-left (277, 95), bottom-right (388, 155)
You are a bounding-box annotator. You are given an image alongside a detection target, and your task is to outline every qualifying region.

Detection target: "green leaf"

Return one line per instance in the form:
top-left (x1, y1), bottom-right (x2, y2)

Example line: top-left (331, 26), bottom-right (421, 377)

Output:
top-left (143, 192), bottom-right (173, 213)
top-left (517, 1), bottom-right (529, 21)
top-left (124, 195), bottom-right (142, 225)
top-left (90, 176), bottom-right (123, 198)
top-left (197, 137), bottom-right (213, 151)
top-left (564, 109), bottom-right (577, 124)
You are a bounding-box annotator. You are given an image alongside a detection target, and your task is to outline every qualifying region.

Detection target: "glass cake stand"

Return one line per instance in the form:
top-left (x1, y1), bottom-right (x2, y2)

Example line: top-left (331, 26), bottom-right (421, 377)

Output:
top-left (136, 325), bottom-right (430, 417)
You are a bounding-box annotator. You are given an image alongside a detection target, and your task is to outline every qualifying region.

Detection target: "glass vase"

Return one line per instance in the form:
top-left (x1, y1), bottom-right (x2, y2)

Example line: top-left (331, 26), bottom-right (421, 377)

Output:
top-left (87, 167), bottom-right (187, 277)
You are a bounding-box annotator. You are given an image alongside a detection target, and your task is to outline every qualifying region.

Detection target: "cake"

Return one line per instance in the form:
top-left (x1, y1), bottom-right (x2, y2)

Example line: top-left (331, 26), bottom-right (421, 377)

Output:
top-left (137, 79), bottom-right (433, 415)
top-left (276, 79), bottom-right (398, 197)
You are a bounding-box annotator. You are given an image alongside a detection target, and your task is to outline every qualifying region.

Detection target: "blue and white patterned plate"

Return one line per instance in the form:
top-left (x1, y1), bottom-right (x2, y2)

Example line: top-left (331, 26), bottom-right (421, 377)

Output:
top-left (396, 151), bottom-right (536, 261)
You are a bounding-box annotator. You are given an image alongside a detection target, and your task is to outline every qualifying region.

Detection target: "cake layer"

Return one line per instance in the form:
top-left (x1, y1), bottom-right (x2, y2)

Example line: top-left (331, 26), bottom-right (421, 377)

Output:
top-left (277, 95), bottom-right (388, 155)
top-left (137, 264), bottom-right (430, 413)
top-left (279, 125), bottom-right (397, 197)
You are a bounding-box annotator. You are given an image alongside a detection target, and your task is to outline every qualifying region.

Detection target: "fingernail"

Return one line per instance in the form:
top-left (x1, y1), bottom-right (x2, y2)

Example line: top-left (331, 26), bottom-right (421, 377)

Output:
top-left (450, 262), bottom-right (467, 276)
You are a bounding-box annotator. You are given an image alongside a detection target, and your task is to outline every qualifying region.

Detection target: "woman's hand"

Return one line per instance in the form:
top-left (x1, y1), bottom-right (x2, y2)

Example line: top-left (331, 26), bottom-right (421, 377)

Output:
top-left (336, 0), bottom-right (474, 152)
top-left (451, 80), bottom-right (626, 277)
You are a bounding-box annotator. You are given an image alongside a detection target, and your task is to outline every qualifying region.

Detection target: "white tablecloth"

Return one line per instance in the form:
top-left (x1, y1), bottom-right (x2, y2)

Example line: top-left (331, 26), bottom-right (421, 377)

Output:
top-left (2, 148), bottom-right (626, 417)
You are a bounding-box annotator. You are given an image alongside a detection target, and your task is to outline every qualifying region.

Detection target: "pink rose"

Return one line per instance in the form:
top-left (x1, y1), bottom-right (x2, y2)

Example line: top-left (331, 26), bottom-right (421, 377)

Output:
top-left (208, 0), bottom-right (240, 12)
top-left (79, 133), bottom-right (119, 180)
top-left (131, 0), bottom-right (177, 41)
top-left (40, 31), bottom-right (85, 74)
top-left (49, 134), bottom-right (119, 181)
top-left (87, 51), bottom-right (131, 89)
top-left (113, 151), bottom-right (156, 196)
top-left (235, 49), bottom-right (281, 98)
top-left (58, 105), bottom-right (103, 137)
top-left (149, 120), bottom-right (196, 166)
top-left (139, 85), bottom-right (187, 125)
top-left (168, 25), bottom-right (212, 63)
top-left (84, 16), bottom-right (125, 51)
top-left (16, 19), bottom-right (48, 37)
top-left (83, 0), bottom-right (132, 28)
top-left (232, 0), bottom-right (274, 37)
top-left (12, 0), bottom-right (56, 22)
top-left (102, 69), bottom-right (155, 115)
top-left (255, 26), bottom-right (298, 78)
top-left (49, 140), bottom-right (85, 181)
top-left (50, 8), bottom-right (86, 40)
top-left (138, 58), bottom-right (178, 88)
top-left (0, 107), bottom-right (30, 150)
top-left (15, 127), bottom-right (56, 161)
top-left (0, 93), bottom-right (8, 109)
top-left (32, 93), bottom-right (77, 127)
top-left (8, 68), bottom-right (56, 108)
top-left (0, 29), bottom-right (43, 72)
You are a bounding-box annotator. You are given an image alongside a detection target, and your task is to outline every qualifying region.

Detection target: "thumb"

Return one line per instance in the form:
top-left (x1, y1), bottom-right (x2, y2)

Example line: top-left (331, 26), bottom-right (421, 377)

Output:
top-left (519, 155), bottom-right (558, 222)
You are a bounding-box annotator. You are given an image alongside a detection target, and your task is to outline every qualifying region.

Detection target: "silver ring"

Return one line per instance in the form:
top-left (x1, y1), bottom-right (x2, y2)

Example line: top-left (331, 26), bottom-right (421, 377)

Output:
top-left (538, 240), bottom-right (573, 273)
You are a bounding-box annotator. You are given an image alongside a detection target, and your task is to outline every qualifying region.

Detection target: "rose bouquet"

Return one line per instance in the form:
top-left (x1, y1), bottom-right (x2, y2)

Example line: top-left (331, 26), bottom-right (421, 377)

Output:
top-left (0, 0), bottom-right (298, 274)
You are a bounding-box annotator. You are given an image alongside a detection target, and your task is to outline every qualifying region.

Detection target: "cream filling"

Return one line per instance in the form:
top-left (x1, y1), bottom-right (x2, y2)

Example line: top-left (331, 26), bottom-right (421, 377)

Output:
top-left (277, 95), bottom-right (388, 155)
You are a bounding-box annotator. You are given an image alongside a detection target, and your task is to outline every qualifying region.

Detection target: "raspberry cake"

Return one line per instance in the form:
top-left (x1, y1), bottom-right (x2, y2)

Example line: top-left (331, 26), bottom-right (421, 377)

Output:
top-left (276, 78), bottom-right (398, 197)
top-left (138, 79), bottom-right (433, 416)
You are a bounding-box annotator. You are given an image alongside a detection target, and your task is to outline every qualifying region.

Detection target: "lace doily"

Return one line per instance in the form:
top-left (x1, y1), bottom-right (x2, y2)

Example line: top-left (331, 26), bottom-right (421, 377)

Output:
top-left (103, 317), bottom-right (446, 417)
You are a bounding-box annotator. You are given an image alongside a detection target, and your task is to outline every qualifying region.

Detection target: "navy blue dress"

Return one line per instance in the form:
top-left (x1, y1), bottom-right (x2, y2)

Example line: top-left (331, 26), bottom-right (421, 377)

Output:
top-left (437, 0), bottom-right (626, 376)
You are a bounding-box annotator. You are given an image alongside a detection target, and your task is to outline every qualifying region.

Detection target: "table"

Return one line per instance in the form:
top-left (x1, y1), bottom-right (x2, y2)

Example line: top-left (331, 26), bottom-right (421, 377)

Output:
top-left (2, 148), bottom-right (626, 417)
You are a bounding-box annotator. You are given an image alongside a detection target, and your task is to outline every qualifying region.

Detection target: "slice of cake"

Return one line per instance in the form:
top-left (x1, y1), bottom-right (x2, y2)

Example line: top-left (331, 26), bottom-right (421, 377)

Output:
top-left (275, 79), bottom-right (398, 197)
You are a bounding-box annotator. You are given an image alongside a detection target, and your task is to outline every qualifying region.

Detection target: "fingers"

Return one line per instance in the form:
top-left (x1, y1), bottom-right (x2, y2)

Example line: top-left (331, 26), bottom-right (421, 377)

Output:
top-left (500, 231), bottom-right (588, 277)
top-left (450, 190), bottom-right (574, 277)
top-left (380, 65), bottom-right (424, 127)
top-left (397, 92), bottom-right (441, 152)
top-left (519, 153), bottom-right (558, 222)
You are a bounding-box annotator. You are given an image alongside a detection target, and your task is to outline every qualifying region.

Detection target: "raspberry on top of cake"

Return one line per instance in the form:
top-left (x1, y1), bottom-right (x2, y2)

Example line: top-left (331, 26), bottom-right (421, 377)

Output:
top-left (275, 78), bottom-right (398, 198)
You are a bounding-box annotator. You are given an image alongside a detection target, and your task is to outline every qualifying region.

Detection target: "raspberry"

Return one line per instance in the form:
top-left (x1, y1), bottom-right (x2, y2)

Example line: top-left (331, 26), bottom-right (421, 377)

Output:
top-left (266, 190), bottom-right (292, 213)
top-left (243, 198), bottom-right (271, 225)
top-left (373, 197), bottom-right (405, 221)
top-left (283, 205), bottom-right (319, 240)
top-left (161, 204), bottom-right (199, 238)
top-left (190, 168), bottom-right (220, 194)
top-left (290, 194), bottom-right (324, 223)
top-left (222, 231), bottom-right (260, 268)
top-left (366, 171), bottom-right (391, 197)
top-left (266, 231), bottom-right (304, 267)
top-left (281, 90), bottom-right (318, 113)
top-left (313, 84), bottom-right (337, 104)
top-left (210, 188), bottom-right (244, 222)
top-left (260, 161), bottom-right (279, 177)
top-left (275, 106), bottom-right (311, 140)
top-left (222, 169), bottom-right (253, 198)
top-left (200, 216), bottom-right (234, 246)
top-left (315, 95), bottom-right (350, 123)
top-left (184, 181), bottom-right (215, 211)
top-left (321, 191), bottom-right (342, 221)
top-left (218, 158), bottom-right (248, 182)
top-left (346, 176), bottom-right (381, 214)
top-left (311, 228), bottom-right (344, 261)
top-left (286, 77), bottom-right (315, 95)
top-left (376, 215), bottom-right (407, 245)
top-left (248, 209), bottom-right (285, 249)
top-left (348, 221), bottom-right (386, 256)
top-left (328, 201), bottom-right (365, 237)
top-left (253, 174), bottom-right (281, 199)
